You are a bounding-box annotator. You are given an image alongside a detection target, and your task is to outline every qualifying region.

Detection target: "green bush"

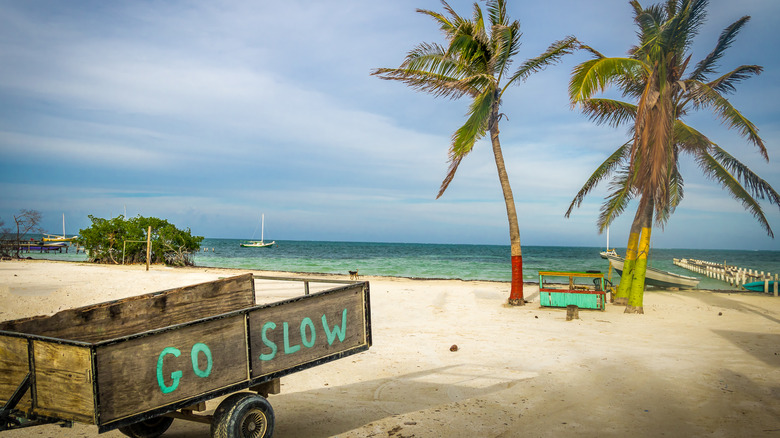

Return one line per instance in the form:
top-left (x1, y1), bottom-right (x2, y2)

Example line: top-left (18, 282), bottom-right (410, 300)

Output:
top-left (78, 215), bottom-right (204, 266)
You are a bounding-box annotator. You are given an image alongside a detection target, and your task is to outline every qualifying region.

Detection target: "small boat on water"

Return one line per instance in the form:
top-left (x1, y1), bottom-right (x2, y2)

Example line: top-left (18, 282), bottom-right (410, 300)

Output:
top-left (599, 249), bottom-right (618, 259)
top-left (606, 254), bottom-right (700, 289)
top-left (599, 226), bottom-right (617, 259)
top-left (42, 214), bottom-right (78, 242)
top-left (240, 240), bottom-right (275, 248)
top-left (240, 214), bottom-right (276, 248)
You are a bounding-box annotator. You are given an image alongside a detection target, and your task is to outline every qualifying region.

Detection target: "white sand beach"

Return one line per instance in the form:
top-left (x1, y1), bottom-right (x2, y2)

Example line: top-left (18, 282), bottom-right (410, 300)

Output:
top-left (1, 259), bottom-right (778, 437)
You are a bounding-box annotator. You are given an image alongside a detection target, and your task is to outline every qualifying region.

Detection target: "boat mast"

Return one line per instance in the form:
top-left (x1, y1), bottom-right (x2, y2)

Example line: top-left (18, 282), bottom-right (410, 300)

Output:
top-left (261, 214), bottom-right (265, 243)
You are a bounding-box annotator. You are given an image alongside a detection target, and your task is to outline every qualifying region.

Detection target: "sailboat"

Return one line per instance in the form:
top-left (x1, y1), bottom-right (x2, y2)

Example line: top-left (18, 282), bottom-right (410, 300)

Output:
top-left (42, 214), bottom-right (78, 243)
top-left (240, 214), bottom-right (276, 248)
top-left (599, 226), bottom-right (617, 259)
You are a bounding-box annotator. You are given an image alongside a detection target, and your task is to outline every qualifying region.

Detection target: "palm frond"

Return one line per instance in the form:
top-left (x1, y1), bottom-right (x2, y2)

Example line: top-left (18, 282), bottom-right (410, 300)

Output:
top-left (696, 151), bottom-right (774, 237)
top-left (656, 158), bottom-right (684, 226)
top-left (449, 33), bottom-right (489, 72)
top-left (689, 15), bottom-right (750, 82)
top-left (437, 155), bottom-right (465, 200)
top-left (503, 36), bottom-right (577, 90)
top-left (661, 0), bottom-right (708, 55)
top-left (711, 146), bottom-right (780, 207)
top-left (597, 169), bottom-right (636, 231)
top-left (616, 67), bottom-right (647, 99)
top-left (491, 22), bottom-right (521, 81)
top-left (371, 42), bottom-right (477, 99)
top-left (580, 98), bottom-right (637, 128)
top-left (437, 88), bottom-right (496, 198)
top-left (691, 81), bottom-right (767, 160)
top-left (565, 141), bottom-right (632, 218)
top-left (707, 64), bottom-right (762, 95)
top-left (673, 119), bottom-right (713, 154)
top-left (578, 43), bottom-right (605, 59)
top-left (469, 2), bottom-right (491, 49)
top-left (416, 3), bottom-right (461, 38)
top-left (631, 1), bottom-right (663, 58)
top-left (486, 0), bottom-right (505, 26)
top-left (569, 57), bottom-right (645, 105)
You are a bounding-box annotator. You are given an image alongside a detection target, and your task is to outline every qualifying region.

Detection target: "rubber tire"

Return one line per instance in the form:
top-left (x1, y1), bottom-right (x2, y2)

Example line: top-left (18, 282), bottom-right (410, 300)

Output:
top-left (118, 416), bottom-right (174, 438)
top-left (211, 393), bottom-right (274, 438)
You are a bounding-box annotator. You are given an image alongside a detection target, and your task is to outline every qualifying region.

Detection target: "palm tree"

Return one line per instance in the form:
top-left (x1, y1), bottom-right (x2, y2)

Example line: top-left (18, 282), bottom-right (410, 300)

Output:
top-left (567, 0), bottom-right (779, 313)
top-left (372, 0), bottom-right (576, 305)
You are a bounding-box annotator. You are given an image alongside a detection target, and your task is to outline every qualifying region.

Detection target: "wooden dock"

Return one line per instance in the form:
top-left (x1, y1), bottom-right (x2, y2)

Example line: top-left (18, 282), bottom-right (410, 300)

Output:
top-left (673, 258), bottom-right (778, 295)
top-left (7, 242), bottom-right (85, 254)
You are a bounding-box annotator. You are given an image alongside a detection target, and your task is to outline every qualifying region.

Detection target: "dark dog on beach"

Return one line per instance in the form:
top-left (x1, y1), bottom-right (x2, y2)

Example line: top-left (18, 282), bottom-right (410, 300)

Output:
top-left (349, 270), bottom-right (359, 280)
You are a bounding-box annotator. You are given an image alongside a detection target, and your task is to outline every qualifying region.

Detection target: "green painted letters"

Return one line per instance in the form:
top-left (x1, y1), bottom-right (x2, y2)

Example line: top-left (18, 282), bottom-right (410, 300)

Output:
top-left (156, 347), bottom-right (182, 394)
top-left (300, 317), bottom-right (316, 348)
top-left (283, 322), bottom-right (301, 354)
top-left (259, 321), bottom-right (277, 361)
top-left (190, 342), bottom-right (213, 378)
top-left (322, 308), bottom-right (347, 345)
top-left (259, 307), bottom-right (349, 361)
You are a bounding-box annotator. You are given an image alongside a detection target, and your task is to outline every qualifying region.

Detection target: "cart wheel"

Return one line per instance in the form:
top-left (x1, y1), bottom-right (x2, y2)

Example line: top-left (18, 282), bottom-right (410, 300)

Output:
top-left (211, 392), bottom-right (274, 438)
top-left (118, 416), bottom-right (174, 438)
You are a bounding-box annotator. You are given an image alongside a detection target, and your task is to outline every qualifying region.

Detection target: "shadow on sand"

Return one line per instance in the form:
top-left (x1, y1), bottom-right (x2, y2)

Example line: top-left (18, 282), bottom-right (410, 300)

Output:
top-left (159, 363), bottom-right (535, 438)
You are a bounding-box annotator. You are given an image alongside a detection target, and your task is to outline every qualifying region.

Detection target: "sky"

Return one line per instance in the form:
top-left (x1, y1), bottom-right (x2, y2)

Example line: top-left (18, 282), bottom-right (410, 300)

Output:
top-left (0, 0), bottom-right (778, 250)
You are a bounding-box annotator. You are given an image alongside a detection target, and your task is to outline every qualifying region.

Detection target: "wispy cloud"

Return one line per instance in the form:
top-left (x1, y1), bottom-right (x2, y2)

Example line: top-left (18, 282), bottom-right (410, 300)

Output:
top-left (0, 0), bottom-right (777, 249)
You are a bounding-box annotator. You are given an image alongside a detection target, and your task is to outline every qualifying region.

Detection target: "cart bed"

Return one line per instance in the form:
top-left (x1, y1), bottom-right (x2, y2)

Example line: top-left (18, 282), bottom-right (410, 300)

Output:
top-left (0, 273), bottom-right (371, 432)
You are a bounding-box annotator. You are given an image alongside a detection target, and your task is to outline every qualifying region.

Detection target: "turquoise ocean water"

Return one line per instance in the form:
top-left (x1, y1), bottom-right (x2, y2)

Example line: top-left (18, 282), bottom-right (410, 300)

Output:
top-left (21, 238), bottom-right (780, 290)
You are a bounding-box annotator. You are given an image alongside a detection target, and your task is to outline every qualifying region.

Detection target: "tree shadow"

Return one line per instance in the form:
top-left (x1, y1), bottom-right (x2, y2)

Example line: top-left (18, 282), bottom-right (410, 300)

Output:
top-left (712, 329), bottom-right (780, 367)
top-left (157, 363), bottom-right (534, 438)
top-left (268, 363), bottom-right (536, 438)
top-left (684, 290), bottom-right (780, 324)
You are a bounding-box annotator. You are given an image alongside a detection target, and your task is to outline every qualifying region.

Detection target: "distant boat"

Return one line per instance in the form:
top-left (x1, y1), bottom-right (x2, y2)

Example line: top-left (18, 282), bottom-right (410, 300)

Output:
top-left (599, 226), bottom-right (618, 259)
top-left (599, 248), bottom-right (618, 259)
top-left (42, 214), bottom-right (78, 242)
top-left (605, 254), bottom-right (700, 289)
top-left (240, 214), bottom-right (276, 248)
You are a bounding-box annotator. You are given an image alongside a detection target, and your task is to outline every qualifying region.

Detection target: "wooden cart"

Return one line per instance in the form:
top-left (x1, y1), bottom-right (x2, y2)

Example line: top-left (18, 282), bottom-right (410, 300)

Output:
top-left (0, 273), bottom-right (372, 437)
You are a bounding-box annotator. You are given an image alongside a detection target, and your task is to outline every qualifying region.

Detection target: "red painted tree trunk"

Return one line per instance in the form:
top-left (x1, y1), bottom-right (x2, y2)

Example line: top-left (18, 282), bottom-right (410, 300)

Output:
top-left (508, 255), bottom-right (524, 304)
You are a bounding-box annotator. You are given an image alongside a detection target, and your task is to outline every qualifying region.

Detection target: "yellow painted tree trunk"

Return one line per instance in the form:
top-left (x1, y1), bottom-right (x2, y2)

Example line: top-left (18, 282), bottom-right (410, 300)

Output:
top-left (613, 204), bottom-right (643, 305)
top-left (626, 199), bottom-right (654, 314)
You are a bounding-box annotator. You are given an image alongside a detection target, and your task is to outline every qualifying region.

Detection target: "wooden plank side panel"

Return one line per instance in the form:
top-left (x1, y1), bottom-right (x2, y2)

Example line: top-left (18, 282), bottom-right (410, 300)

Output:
top-left (0, 335), bottom-right (31, 409)
top-left (0, 274), bottom-right (255, 343)
top-left (32, 341), bottom-right (95, 424)
top-left (540, 291), bottom-right (604, 310)
top-left (96, 315), bottom-right (249, 424)
top-left (249, 284), bottom-right (368, 378)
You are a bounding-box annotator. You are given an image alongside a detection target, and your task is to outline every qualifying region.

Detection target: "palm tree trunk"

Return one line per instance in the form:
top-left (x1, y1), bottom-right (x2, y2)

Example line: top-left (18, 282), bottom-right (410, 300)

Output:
top-left (489, 112), bottom-right (524, 305)
top-left (614, 204), bottom-right (643, 305)
top-left (626, 197), bottom-right (653, 314)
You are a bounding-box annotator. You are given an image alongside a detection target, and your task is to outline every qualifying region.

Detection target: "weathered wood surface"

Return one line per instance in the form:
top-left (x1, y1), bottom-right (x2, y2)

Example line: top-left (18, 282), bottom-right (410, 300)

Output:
top-left (249, 284), bottom-right (368, 378)
top-left (0, 274), bottom-right (255, 343)
top-left (32, 341), bottom-right (94, 424)
top-left (0, 335), bottom-right (31, 409)
top-left (96, 315), bottom-right (248, 423)
top-left (0, 276), bottom-right (371, 431)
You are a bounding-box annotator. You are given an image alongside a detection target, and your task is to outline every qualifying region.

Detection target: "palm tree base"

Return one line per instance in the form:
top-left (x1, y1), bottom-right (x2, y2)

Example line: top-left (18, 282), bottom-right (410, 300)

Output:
top-left (624, 305), bottom-right (644, 314)
top-left (613, 297), bottom-right (628, 305)
top-left (507, 298), bottom-right (526, 306)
